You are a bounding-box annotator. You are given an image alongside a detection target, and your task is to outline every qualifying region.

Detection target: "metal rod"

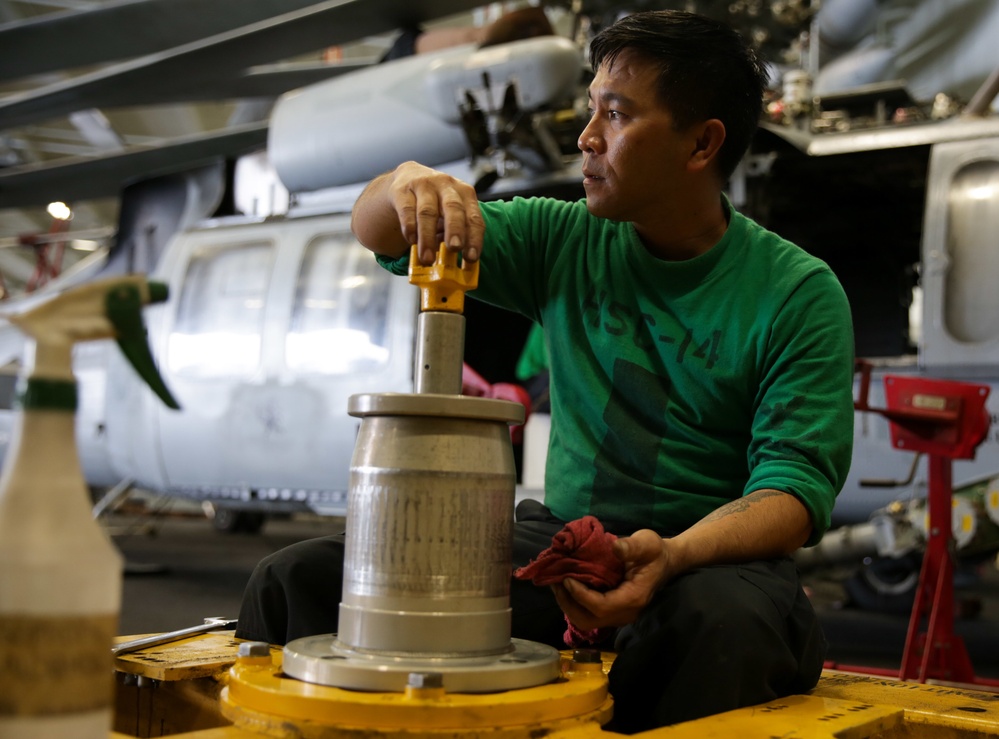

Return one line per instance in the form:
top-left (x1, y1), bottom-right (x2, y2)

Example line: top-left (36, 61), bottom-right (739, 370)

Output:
top-left (964, 65), bottom-right (999, 118)
top-left (0, 226), bottom-right (115, 249)
top-left (112, 617), bottom-right (237, 656)
top-left (413, 311), bottom-right (465, 394)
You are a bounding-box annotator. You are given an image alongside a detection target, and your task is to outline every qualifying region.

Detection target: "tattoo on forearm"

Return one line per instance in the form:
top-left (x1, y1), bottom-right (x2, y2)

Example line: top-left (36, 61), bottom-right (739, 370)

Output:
top-left (699, 489), bottom-right (788, 525)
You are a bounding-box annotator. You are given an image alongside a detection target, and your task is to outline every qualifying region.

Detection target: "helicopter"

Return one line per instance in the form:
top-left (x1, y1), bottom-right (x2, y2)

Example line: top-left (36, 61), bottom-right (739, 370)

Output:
top-left (0, 0), bottom-right (595, 531)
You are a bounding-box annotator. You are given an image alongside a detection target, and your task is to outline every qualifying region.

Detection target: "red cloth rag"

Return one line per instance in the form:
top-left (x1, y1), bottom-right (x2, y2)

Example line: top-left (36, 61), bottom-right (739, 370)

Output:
top-left (514, 515), bottom-right (625, 648)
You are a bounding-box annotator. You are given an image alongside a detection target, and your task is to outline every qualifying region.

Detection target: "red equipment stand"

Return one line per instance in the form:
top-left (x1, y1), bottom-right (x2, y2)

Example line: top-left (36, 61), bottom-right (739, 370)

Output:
top-left (849, 361), bottom-right (999, 688)
top-left (20, 216), bottom-right (69, 293)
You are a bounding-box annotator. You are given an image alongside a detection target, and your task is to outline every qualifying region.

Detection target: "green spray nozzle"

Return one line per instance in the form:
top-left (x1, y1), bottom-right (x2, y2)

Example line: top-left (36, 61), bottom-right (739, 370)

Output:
top-left (7, 275), bottom-right (180, 410)
top-left (106, 281), bottom-right (179, 409)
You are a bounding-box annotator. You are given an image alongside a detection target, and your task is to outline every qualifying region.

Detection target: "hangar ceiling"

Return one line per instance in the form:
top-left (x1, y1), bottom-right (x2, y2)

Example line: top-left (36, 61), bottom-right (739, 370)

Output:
top-left (3, 0), bottom-right (993, 298)
top-left (0, 0), bottom-right (503, 295)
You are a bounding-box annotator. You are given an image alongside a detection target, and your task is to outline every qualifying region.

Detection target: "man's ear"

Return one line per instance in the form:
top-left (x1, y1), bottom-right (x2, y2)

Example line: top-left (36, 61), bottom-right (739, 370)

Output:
top-left (686, 119), bottom-right (726, 174)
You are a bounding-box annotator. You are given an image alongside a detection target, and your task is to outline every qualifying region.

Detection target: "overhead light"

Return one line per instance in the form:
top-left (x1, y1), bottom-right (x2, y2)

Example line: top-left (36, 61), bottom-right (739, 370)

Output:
top-left (70, 239), bottom-right (100, 252)
top-left (46, 202), bottom-right (72, 220)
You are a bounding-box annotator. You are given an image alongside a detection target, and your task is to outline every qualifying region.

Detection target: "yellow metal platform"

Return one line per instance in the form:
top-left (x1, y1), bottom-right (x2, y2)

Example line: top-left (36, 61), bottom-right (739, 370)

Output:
top-left (111, 633), bottom-right (999, 738)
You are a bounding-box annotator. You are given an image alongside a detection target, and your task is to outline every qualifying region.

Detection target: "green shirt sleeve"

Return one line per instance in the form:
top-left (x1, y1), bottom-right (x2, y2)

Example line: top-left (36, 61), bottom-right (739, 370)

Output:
top-left (375, 252), bottom-right (410, 276)
top-left (745, 269), bottom-right (855, 546)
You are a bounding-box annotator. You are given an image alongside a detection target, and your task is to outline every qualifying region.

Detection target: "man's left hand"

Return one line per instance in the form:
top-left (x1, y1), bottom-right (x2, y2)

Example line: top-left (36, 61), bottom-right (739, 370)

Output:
top-left (552, 529), bottom-right (673, 631)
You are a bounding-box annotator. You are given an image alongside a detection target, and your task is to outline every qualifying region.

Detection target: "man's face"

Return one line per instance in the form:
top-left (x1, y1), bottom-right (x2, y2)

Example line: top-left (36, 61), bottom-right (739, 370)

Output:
top-left (578, 51), bottom-right (694, 224)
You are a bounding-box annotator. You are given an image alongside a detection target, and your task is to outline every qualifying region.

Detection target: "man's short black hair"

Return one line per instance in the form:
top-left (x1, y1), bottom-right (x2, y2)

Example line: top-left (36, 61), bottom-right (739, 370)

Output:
top-left (589, 10), bottom-right (768, 180)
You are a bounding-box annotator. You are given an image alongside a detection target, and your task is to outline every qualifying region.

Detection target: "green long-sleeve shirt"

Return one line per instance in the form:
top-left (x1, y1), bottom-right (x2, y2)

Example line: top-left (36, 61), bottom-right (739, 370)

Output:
top-left (379, 196), bottom-right (854, 544)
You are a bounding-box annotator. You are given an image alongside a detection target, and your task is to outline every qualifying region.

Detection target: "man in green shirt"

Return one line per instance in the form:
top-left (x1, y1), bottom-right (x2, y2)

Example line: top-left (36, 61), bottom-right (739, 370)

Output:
top-left (238, 9), bottom-right (854, 732)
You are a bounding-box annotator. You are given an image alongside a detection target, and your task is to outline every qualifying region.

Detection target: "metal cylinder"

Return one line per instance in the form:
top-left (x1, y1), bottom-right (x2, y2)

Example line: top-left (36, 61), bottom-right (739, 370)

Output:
top-left (793, 520), bottom-right (881, 570)
top-left (414, 311), bottom-right (465, 394)
top-left (338, 393), bottom-right (524, 656)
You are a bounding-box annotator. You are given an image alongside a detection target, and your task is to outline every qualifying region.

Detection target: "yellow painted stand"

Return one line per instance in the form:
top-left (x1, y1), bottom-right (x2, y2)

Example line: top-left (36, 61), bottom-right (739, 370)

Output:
top-left (219, 648), bottom-right (611, 738)
top-left (112, 636), bottom-right (999, 738)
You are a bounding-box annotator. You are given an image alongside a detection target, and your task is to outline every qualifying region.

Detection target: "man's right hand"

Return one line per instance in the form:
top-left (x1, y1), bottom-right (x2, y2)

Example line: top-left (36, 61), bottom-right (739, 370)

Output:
top-left (351, 161), bottom-right (485, 266)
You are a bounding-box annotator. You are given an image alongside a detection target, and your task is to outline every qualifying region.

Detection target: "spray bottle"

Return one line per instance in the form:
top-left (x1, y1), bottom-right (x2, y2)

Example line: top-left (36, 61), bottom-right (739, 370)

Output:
top-left (0, 275), bottom-right (179, 739)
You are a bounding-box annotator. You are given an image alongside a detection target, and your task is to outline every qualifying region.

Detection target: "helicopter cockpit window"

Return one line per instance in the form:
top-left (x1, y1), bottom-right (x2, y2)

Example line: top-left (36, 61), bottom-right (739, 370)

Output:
top-left (168, 241), bottom-right (274, 377)
top-left (286, 234), bottom-right (391, 374)
top-left (943, 159), bottom-right (999, 345)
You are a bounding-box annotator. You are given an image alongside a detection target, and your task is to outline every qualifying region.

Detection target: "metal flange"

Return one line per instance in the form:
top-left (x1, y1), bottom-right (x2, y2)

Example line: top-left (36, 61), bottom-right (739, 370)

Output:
top-left (282, 635), bottom-right (559, 692)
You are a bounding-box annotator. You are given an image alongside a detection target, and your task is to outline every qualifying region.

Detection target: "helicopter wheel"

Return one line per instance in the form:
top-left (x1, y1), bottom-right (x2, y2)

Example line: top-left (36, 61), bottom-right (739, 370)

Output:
top-left (211, 506), bottom-right (266, 535)
top-left (844, 553), bottom-right (921, 614)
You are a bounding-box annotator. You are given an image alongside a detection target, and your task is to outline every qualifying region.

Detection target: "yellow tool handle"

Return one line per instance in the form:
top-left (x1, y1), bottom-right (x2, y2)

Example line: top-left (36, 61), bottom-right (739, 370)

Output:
top-left (408, 243), bottom-right (479, 313)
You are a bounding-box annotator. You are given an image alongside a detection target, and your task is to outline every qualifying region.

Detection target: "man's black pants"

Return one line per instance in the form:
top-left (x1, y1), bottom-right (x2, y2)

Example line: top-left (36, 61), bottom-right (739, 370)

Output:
top-left (236, 501), bottom-right (826, 733)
